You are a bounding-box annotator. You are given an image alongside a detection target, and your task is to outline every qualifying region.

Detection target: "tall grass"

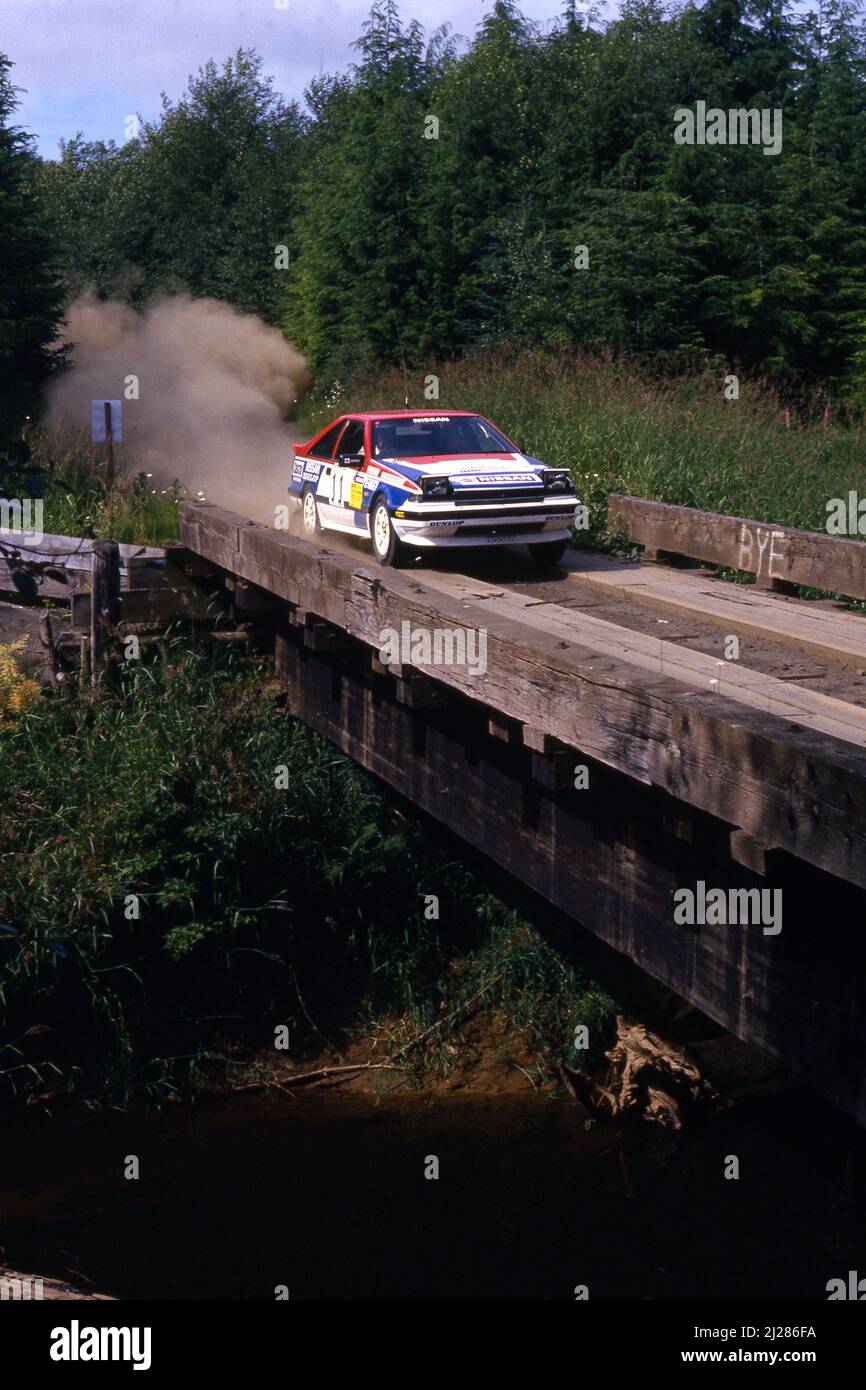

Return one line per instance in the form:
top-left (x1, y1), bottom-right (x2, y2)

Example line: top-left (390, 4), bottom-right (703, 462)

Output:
top-left (0, 636), bottom-right (611, 1110)
top-left (26, 431), bottom-right (180, 544)
top-left (297, 348), bottom-right (866, 544)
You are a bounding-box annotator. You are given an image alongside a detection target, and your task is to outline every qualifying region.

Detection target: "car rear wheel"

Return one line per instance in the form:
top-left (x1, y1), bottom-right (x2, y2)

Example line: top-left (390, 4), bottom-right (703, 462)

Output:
top-left (370, 497), bottom-right (402, 567)
top-left (528, 538), bottom-right (569, 567)
top-left (301, 486), bottom-right (320, 537)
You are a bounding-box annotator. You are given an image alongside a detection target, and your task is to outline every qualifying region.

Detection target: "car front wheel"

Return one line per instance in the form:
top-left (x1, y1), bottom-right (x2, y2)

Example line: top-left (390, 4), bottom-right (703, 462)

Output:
top-left (370, 496), bottom-right (401, 566)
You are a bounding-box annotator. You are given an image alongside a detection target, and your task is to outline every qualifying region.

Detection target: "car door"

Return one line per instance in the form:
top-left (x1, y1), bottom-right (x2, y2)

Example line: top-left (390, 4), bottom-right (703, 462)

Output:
top-left (299, 418), bottom-right (347, 527)
top-left (325, 418), bottom-right (367, 526)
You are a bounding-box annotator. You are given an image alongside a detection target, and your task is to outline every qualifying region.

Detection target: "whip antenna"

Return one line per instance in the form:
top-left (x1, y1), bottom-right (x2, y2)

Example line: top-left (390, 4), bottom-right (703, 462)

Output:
top-left (392, 310), bottom-right (410, 408)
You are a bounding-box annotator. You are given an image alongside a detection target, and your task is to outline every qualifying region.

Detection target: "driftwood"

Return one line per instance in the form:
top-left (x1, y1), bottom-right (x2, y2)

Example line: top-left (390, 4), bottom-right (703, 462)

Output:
top-left (567, 1015), bottom-right (715, 1130)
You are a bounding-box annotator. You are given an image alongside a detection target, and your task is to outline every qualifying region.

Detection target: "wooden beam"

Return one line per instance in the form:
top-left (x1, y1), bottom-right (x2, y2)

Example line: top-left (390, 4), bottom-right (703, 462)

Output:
top-left (71, 584), bottom-right (216, 631)
top-left (90, 541), bottom-right (120, 684)
top-left (530, 748), bottom-right (574, 790)
top-left (395, 673), bottom-right (446, 709)
top-left (607, 493), bottom-right (866, 600)
top-left (0, 531), bottom-right (165, 603)
top-left (0, 529), bottom-right (163, 567)
top-left (730, 828), bottom-right (775, 875)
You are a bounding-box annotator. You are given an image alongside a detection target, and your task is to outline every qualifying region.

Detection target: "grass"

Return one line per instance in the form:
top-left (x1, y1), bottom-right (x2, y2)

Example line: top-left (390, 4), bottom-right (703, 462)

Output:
top-left (0, 633), bottom-right (612, 1111)
top-left (24, 430), bottom-right (181, 544)
top-left (296, 347), bottom-right (866, 548)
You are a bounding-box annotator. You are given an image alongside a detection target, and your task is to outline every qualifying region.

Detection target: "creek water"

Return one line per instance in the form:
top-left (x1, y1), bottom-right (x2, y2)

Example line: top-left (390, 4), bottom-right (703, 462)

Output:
top-left (1, 1086), bottom-right (863, 1300)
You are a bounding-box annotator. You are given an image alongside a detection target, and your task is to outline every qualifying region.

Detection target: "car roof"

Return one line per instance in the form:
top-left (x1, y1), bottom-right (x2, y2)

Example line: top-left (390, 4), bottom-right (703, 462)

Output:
top-left (340, 410), bottom-right (477, 422)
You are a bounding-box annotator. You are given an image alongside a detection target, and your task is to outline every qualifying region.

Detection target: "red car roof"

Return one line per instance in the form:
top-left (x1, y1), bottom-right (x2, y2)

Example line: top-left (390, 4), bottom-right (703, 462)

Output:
top-left (341, 409), bottom-right (476, 421)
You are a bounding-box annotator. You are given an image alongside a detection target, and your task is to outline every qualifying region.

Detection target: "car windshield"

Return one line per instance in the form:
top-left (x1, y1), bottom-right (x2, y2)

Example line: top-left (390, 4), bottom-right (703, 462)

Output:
top-left (372, 415), bottom-right (513, 459)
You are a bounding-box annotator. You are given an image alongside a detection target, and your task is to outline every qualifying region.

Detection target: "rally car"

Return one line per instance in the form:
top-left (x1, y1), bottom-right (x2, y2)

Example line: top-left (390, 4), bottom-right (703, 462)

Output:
top-left (289, 410), bottom-right (578, 566)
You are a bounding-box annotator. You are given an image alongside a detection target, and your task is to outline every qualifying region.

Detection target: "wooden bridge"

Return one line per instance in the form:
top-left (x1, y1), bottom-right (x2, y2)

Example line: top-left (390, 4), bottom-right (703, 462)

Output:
top-left (5, 495), bottom-right (866, 1122)
top-left (170, 497), bottom-right (866, 1126)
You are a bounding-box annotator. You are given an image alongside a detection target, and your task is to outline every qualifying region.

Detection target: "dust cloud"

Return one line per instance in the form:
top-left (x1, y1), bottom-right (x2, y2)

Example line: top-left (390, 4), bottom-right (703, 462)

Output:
top-left (48, 293), bottom-right (310, 525)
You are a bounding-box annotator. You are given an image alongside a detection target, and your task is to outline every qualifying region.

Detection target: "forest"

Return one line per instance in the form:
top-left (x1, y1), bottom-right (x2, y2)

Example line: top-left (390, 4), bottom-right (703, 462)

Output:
top-left (4, 0), bottom-right (866, 458)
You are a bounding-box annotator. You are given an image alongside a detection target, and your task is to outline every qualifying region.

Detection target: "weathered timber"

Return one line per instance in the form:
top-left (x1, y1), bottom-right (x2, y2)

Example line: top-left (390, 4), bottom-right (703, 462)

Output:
top-left (71, 581), bottom-right (218, 630)
top-left (418, 569), bottom-right (866, 744)
top-left (730, 828), bottom-right (775, 876)
top-left (0, 553), bottom-right (75, 600)
top-left (530, 748), bottom-right (574, 790)
top-left (0, 530), bottom-right (165, 602)
top-left (565, 550), bottom-right (866, 667)
top-left (38, 611), bottom-right (58, 690)
top-left (90, 541), bottom-right (120, 684)
top-left (275, 629), bottom-right (866, 1126)
top-left (394, 672), bottom-right (447, 709)
top-left (607, 493), bottom-right (866, 600)
top-left (178, 503), bottom-right (866, 890)
top-left (302, 616), bottom-right (355, 653)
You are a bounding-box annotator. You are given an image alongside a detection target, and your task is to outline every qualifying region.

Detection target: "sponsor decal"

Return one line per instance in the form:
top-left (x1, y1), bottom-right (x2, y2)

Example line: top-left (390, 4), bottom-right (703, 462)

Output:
top-left (452, 473), bottom-right (540, 486)
top-left (349, 481), bottom-right (364, 510)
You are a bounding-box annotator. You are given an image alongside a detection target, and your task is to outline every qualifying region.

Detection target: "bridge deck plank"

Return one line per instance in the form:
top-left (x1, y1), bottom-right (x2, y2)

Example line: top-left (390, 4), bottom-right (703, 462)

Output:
top-left (419, 569), bottom-right (866, 745)
top-left (563, 549), bottom-right (866, 665)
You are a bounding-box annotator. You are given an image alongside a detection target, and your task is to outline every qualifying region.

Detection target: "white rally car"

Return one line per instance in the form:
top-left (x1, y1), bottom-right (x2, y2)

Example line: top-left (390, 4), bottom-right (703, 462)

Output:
top-left (289, 409), bottom-right (578, 566)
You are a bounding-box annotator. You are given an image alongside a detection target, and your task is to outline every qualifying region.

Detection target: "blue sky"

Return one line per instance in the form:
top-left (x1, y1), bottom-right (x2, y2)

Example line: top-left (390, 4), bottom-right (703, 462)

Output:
top-left (0, 0), bottom-right (591, 158)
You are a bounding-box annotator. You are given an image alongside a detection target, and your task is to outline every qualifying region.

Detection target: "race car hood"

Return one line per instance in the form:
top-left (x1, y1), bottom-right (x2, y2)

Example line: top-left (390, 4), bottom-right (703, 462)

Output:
top-left (375, 452), bottom-right (545, 486)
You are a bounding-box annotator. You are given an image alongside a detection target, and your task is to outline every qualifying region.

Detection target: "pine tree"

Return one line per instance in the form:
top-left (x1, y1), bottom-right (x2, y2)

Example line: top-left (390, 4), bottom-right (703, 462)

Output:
top-left (0, 55), bottom-right (64, 451)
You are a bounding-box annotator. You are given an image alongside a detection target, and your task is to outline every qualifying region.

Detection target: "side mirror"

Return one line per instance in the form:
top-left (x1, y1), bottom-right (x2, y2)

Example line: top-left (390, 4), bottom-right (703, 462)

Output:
top-left (339, 453), bottom-right (364, 468)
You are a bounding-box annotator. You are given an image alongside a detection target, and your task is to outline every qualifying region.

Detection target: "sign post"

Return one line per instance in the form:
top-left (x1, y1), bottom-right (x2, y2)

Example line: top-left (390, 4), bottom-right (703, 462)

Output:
top-left (91, 400), bottom-right (122, 483)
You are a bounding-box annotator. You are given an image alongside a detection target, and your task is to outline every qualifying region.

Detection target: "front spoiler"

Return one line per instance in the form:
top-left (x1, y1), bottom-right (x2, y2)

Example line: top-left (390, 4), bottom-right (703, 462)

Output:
top-left (394, 519), bottom-right (573, 548)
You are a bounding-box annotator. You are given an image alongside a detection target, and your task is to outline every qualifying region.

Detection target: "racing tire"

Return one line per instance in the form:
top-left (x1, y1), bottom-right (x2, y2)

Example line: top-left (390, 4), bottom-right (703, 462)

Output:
top-left (301, 486), bottom-right (321, 538)
top-left (528, 538), bottom-right (569, 567)
top-left (370, 496), bottom-right (403, 567)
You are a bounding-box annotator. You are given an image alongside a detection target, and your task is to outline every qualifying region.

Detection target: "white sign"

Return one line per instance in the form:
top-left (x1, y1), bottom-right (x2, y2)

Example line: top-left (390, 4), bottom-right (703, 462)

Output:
top-left (91, 400), bottom-right (122, 443)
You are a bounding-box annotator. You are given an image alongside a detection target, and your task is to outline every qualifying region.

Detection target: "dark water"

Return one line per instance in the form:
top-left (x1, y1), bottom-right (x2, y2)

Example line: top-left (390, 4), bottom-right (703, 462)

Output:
top-left (1, 1089), bottom-right (863, 1300)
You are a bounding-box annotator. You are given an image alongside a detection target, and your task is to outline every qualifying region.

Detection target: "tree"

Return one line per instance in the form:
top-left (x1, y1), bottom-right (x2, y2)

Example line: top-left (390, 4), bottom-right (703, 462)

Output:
top-left (282, 3), bottom-right (433, 373)
top-left (38, 51), bottom-right (304, 325)
top-left (0, 55), bottom-right (64, 449)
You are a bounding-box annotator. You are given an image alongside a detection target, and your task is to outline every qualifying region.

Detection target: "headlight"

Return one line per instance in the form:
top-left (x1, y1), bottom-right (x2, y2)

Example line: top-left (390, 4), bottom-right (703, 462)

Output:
top-left (422, 476), bottom-right (452, 499)
top-left (543, 470), bottom-right (574, 493)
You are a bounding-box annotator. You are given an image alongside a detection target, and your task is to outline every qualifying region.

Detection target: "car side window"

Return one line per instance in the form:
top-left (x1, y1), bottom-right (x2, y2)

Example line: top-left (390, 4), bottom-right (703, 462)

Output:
top-left (308, 421), bottom-right (346, 460)
top-left (337, 419), bottom-right (365, 459)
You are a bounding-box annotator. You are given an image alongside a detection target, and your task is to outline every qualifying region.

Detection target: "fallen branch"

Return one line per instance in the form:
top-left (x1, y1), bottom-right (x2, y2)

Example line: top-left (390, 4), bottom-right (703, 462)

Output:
top-left (240, 1061), bottom-right (410, 1090)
